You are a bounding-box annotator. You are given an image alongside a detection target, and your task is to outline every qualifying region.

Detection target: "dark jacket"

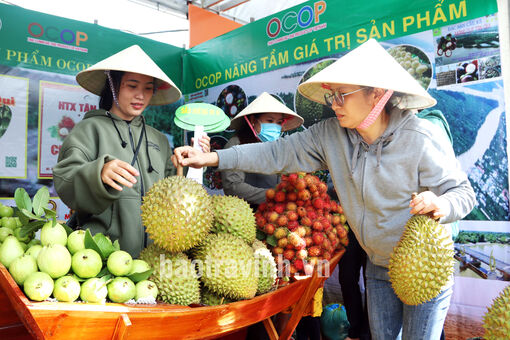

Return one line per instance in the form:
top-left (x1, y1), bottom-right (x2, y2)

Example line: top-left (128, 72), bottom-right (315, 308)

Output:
top-left (53, 109), bottom-right (175, 257)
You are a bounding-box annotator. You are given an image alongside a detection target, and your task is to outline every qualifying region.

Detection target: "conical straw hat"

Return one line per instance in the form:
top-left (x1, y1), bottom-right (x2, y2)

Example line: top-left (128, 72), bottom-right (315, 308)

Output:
top-left (298, 39), bottom-right (436, 110)
top-left (230, 92), bottom-right (304, 131)
top-left (76, 45), bottom-right (181, 105)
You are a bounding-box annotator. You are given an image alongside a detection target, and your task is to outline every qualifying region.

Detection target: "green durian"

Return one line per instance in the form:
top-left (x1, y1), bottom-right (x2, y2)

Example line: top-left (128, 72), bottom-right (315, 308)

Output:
top-left (200, 287), bottom-right (235, 306)
top-left (211, 195), bottom-right (256, 244)
top-left (139, 243), bottom-right (200, 306)
top-left (388, 215), bottom-right (454, 305)
top-left (252, 240), bottom-right (277, 294)
top-left (483, 285), bottom-right (510, 339)
top-left (195, 233), bottom-right (258, 300)
top-left (141, 176), bottom-right (213, 252)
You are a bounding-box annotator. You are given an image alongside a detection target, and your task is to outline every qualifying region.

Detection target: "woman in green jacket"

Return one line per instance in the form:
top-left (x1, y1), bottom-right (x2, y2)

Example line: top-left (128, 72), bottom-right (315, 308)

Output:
top-left (53, 45), bottom-right (209, 257)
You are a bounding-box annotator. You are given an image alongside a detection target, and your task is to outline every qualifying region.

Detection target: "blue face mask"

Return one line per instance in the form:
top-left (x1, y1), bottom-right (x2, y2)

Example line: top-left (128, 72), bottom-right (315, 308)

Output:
top-left (257, 123), bottom-right (282, 142)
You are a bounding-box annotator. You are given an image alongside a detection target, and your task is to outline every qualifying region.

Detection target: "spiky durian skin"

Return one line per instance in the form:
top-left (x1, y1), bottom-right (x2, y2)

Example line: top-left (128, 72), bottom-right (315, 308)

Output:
top-left (139, 243), bottom-right (200, 306)
top-left (483, 285), bottom-right (510, 339)
top-left (388, 215), bottom-right (454, 305)
top-left (195, 233), bottom-right (258, 300)
top-left (141, 176), bottom-right (213, 252)
top-left (252, 240), bottom-right (277, 294)
top-left (200, 287), bottom-right (235, 306)
top-left (211, 195), bottom-right (256, 244)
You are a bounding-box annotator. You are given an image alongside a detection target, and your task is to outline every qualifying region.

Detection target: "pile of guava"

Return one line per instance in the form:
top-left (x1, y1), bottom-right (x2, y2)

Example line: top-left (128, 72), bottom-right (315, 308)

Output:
top-left (0, 187), bottom-right (156, 304)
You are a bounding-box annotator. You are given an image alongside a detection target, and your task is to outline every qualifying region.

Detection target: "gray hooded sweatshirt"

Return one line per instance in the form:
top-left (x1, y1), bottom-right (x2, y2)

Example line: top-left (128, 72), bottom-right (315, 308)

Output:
top-left (217, 107), bottom-right (475, 267)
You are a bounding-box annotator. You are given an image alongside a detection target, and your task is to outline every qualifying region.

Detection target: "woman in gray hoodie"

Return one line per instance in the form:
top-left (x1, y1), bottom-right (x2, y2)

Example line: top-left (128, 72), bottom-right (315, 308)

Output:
top-left (173, 39), bottom-right (475, 340)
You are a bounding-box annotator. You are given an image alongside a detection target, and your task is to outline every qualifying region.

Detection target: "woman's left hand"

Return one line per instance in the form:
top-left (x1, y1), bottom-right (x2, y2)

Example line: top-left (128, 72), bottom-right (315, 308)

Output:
top-left (409, 191), bottom-right (448, 219)
top-left (191, 134), bottom-right (211, 153)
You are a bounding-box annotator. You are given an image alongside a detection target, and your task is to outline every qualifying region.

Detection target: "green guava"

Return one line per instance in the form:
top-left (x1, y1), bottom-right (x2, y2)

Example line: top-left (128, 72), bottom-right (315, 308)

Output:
top-left (107, 250), bottom-right (133, 276)
top-left (40, 222), bottom-right (67, 246)
top-left (107, 277), bottom-right (136, 303)
top-left (80, 277), bottom-right (108, 303)
top-left (53, 275), bottom-right (81, 302)
top-left (0, 204), bottom-right (14, 218)
top-left (1, 217), bottom-right (17, 230)
top-left (0, 227), bottom-right (14, 242)
top-left (0, 235), bottom-right (25, 267)
top-left (71, 249), bottom-right (102, 278)
top-left (9, 254), bottom-right (38, 285)
top-left (128, 259), bottom-right (151, 281)
top-left (37, 244), bottom-right (71, 278)
top-left (135, 280), bottom-right (158, 300)
top-left (25, 244), bottom-right (43, 260)
top-left (23, 272), bottom-right (54, 301)
top-left (67, 230), bottom-right (86, 255)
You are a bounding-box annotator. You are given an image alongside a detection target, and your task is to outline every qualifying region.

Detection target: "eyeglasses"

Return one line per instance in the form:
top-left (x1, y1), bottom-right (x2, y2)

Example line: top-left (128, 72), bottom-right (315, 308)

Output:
top-left (323, 87), bottom-right (367, 107)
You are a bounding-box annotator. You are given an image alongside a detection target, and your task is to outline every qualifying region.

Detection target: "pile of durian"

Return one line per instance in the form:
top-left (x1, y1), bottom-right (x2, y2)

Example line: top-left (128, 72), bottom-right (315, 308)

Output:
top-left (140, 176), bottom-right (276, 306)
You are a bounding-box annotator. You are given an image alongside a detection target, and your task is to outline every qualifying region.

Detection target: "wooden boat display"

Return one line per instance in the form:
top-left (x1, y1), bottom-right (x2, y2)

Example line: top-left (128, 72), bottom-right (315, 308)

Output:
top-left (0, 250), bottom-right (344, 340)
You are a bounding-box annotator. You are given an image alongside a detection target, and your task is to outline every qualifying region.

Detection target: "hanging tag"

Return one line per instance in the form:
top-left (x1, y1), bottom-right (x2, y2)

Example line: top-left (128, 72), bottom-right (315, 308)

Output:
top-left (186, 125), bottom-right (205, 184)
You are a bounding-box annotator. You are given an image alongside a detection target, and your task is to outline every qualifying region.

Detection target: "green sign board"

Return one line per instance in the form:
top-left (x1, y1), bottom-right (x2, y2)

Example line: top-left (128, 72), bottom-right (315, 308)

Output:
top-left (0, 4), bottom-right (184, 89)
top-left (182, 0), bottom-right (497, 93)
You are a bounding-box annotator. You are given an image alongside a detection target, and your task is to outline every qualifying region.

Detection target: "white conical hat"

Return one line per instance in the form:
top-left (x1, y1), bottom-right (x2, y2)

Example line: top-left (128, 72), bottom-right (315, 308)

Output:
top-left (76, 45), bottom-right (181, 105)
top-left (230, 92), bottom-right (304, 131)
top-left (298, 39), bottom-right (436, 110)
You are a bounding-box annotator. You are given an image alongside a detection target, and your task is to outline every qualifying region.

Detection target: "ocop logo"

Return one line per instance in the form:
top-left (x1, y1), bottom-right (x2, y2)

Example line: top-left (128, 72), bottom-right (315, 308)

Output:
top-left (266, 1), bottom-right (326, 39)
top-left (27, 22), bottom-right (88, 52)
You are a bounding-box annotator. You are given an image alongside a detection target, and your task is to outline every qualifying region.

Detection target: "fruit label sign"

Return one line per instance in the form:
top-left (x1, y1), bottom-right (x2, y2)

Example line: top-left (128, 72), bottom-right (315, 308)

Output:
top-left (38, 81), bottom-right (98, 178)
top-left (0, 74), bottom-right (29, 179)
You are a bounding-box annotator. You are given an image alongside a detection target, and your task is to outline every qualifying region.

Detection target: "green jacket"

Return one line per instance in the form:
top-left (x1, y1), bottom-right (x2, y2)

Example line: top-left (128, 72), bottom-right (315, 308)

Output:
top-left (53, 109), bottom-right (175, 257)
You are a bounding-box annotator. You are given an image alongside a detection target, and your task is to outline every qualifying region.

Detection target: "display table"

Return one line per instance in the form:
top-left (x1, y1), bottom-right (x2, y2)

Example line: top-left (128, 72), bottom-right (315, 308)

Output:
top-left (0, 251), bottom-right (343, 340)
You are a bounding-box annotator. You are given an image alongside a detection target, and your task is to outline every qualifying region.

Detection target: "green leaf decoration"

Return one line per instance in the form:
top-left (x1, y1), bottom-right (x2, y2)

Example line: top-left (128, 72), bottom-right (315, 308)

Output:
top-left (256, 229), bottom-right (266, 241)
top-left (113, 240), bottom-right (120, 251)
top-left (84, 229), bottom-right (106, 259)
top-left (21, 208), bottom-right (44, 221)
top-left (266, 235), bottom-right (277, 247)
top-left (61, 223), bottom-right (73, 236)
top-left (19, 220), bottom-right (46, 238)
top-left (96, 266), bottom-right (111, 278)
top-left (71, 274), bottom-right (87, 282)
top-left (42, 207), bottom-right (56, 220)
top-left (48, 125), bottom-right (59, 139)
top-left (14, 188), bottom-right (32, 213)
top-left (32, 187), bottom-right (49, 217)
top-left (128, 269), bottom-right (153, 283)
top-left (93, 233), bottom-right (116, 259)
top-left (14, 208), bottom-right (29, 226)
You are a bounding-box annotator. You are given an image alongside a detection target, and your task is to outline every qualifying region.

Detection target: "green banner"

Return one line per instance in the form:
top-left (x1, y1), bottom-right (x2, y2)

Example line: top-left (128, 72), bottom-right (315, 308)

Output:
top-left (182, 0), bottom-right (498, 93)
top-left (0, 4), bottom-right (184, 88)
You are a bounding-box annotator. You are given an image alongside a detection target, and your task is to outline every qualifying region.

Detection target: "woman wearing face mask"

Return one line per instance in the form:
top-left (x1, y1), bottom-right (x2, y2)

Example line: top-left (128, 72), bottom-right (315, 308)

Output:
top-left (221, 92), bottom-right (303, 208)
top-left (53, 45), bottom-right (209, 257)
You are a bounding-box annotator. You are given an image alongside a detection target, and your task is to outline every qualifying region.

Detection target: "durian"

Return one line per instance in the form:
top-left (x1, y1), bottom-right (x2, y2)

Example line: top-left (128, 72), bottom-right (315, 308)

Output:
top-left (141, 176), bottom-right (213, 252)
top-left (483, 285), bottom-right (510, 339)
top-left (139, 243), bottom-right (200, 306)
top-left (252, 240), bottom-right (277, 294)
top-left (211, 195), bottom-right (256, 244)
top-left (195, 233), bottom-right (258, 300)
top-left (388, 215), bottom-right (454, 305)
top-left (200, 287), bottom-right (235, 306)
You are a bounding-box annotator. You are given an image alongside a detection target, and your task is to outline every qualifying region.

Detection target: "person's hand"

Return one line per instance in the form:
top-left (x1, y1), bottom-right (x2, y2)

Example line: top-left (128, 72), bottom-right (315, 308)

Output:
top-left (173, 146), bottom-right (219, 168)
top-left (409, 191), bottom-right (448, 219)
top-left (191, 134), bottom-right (211, 153)
top-left (101, 159), bottom-right (139, 191)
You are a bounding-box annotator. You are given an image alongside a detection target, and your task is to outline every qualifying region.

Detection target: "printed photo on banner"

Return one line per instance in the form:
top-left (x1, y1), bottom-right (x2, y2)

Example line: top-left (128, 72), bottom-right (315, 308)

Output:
top-left (434, 14), bottom-right (500, 87)
top-left (38, 81), bottom-right (98, 178)
top-left (0, 74), bottom-right (28, 179)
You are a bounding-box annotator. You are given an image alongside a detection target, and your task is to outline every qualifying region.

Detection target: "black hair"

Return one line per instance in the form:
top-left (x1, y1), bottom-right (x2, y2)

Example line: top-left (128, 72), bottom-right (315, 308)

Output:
top-left (237, 113), bottom-right (261, 144)
top-left (99, 70), bottom-right (124, 110)
top-left (363, 86), bottom-right (404, 111)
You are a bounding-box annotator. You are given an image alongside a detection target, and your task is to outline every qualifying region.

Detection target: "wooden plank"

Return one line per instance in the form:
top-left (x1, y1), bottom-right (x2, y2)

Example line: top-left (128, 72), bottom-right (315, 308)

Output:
top-left (262, 318), bottom-right (278, 340)
top-left (111, 314), bottom-right (131, 340)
